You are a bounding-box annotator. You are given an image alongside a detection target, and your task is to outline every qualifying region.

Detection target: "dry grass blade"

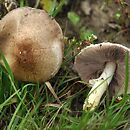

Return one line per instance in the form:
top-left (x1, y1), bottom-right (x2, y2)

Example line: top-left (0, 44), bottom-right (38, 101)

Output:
top-left (45, 103), bottom-right (61, 108)
top-left (45, 81), bottom-right (62, 105)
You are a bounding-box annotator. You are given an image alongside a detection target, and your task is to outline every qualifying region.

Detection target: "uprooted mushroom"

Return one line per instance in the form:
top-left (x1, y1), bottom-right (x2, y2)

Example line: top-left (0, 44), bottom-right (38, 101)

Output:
top-left (74, 42), bottom-right (130, 111)
top-left (0, 7), bottom-right (64, 82)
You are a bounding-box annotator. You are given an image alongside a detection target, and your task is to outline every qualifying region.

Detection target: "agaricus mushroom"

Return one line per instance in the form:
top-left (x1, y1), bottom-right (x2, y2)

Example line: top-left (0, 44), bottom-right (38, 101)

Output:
top-left (74, 42), bottom-right (130, 111)
top-left (0, 7), bottom-right (64, 82)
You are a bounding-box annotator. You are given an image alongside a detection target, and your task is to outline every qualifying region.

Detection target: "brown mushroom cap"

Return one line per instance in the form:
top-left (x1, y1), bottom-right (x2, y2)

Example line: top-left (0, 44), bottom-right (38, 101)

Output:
top-left (0, 7), bottom-right (64, 82)
top-left (74, 42), bottom-right (130, 96)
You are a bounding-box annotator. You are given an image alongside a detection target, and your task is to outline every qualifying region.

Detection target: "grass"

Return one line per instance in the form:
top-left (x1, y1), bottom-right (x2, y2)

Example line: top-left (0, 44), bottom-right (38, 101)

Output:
top-left (0, 0), bottom-right (130, 130)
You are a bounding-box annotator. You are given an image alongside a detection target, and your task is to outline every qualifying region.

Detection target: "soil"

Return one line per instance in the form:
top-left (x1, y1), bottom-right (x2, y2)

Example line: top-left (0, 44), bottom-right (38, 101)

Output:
top-left (58, 0), bottom-right (130, 47)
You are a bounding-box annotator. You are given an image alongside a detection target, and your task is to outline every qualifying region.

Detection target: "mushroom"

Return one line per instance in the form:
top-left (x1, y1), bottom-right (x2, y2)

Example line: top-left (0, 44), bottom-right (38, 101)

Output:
top-left (0, 7), bottom-right (64, 82)
top-left (74, 42), bottom-right (130, 111)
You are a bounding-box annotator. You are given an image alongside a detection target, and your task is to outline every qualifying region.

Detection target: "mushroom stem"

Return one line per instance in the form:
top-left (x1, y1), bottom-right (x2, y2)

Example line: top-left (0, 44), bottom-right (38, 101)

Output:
top-left (83, 62), bottom-right (116, 111)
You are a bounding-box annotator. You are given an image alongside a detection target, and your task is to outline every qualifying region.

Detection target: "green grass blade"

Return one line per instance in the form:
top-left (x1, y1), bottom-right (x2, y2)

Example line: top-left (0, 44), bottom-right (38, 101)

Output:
top-left (7, 91), bottom-right (27, 130)
top-left (51, 0), bottom-right (68, 17)
top-left (0, 89), bottom-right (20, 112)
top-left (0, 50), bottom-right (14, 82)
top-left (124, 51), bottom-right (129, 96)
top-left (0, 65), bottom-right (4, 103)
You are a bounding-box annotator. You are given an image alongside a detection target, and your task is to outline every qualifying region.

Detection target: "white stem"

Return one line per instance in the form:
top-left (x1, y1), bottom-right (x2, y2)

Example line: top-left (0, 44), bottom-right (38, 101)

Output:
top-left (83, 62), bottom-right (116, 111)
